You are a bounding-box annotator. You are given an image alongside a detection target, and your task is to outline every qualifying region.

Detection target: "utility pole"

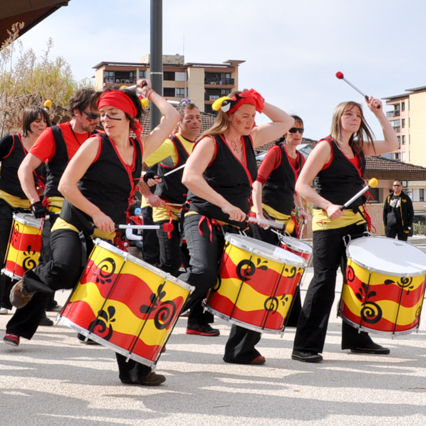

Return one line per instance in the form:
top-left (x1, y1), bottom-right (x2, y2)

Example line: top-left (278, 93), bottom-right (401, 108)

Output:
top-left (150, 0), bottom-right (163, 129)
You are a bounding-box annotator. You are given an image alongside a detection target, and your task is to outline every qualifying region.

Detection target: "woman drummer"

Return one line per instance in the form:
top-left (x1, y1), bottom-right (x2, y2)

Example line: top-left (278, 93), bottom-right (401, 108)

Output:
top-left (251, 115), bottom-right (308, 326)
top-left (292, 97), bottom-right (398, 363)
top-left (179, 89), bottom-right (295, 365)
top-left (0, 106), bottom-right (50, 313)
top-left (9, 83), bottom-right (180, 385)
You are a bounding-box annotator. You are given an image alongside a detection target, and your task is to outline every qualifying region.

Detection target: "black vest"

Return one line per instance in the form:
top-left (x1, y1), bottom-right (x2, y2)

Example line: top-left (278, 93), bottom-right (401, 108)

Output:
top-left (44, 126), bottom-right (69, 198)
top-left (315, 137), bottom-right (366, 208)
top-left (187, 134), bottom-right (257, 228)
top-left (262, 144), bottom-right (305, 215)
top-left (0, 134), bottom-right (43, 199)
top-left (154, 134), bottom-right (192, 204)
top-left (60, 134), bottom-right (143, 233)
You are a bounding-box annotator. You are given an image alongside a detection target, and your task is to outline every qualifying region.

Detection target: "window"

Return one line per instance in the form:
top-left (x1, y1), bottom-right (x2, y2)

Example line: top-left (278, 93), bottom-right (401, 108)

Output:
top-left (421, 189), bottom-right (425, 202)
top-left (104, 71), bottom-right (115, 83)
top-left (138, 70), bottom-right (146, 79)
top-left (402, 119), bottom-right (406, 128)
top-left (176, 88), bottom-right (186, 98)
top-left (164, 71), bottom-right (175, 81)
top-left (163, 87), bottom-right (175, 97)
top-left (394, 152), bottom-right (400, 160)
top-left (401, 102), bottom-right (405, 112)
top-left (175, 72), bottom-right (186, 82)
top-left (397, 136), bottom-right (401, 145)
top-left (402, 135), bottom-right (406, 145)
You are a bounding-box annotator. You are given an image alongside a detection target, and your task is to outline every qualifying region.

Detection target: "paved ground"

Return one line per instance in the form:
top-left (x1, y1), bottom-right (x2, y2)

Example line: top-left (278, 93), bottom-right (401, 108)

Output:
top-left (1, 264), bottom-right (426, 426)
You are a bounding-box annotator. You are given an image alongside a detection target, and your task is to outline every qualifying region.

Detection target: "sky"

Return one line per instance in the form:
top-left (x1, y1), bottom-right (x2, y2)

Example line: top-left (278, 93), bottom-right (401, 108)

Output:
top-left (16, 0), bottom-right (426, 141)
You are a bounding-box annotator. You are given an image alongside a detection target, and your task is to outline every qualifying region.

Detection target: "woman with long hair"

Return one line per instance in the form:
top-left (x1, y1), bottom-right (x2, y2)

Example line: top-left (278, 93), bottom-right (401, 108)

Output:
top-left (179, 89), bottom-right (295, 364)
top-left (292, 97), bottom-right (398, 363)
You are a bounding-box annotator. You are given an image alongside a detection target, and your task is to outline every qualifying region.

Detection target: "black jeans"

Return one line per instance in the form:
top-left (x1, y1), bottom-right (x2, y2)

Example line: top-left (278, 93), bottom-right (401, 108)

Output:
top-left (385, 225), bottom-right (408, 241)
top-left (293, 223), bottom-right (374, 353)
top-left (0, 199), bottom-right (15, 308)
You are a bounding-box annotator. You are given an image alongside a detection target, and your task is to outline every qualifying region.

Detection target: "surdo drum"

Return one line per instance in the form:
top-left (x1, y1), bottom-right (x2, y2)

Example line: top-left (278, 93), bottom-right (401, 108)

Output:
top-left (339, 237), bottom-right (426, 335)
top-left (59, 239), bottom-right (194, 367)
top-left (205, 234), bottom-right (307, 334)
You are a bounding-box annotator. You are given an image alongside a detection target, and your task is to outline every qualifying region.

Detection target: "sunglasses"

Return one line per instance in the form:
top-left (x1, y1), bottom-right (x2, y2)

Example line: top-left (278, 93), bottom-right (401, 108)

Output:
top-left (288, 127), bottom-right (304, 134)
top-left (83, 111), bottom-right (100, 120)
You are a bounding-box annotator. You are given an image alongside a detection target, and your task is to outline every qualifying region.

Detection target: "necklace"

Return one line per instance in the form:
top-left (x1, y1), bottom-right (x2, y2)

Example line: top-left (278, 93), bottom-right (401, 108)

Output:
top-left (69, 122), bottom-right (89, 146)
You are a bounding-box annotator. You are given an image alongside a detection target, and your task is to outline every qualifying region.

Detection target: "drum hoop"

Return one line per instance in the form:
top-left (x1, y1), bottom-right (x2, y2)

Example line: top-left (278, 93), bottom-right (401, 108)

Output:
top-left (346, 237), bottom-right (426, 277)
top-left (224, 233), bottom-right (307, 268)
top-left (12, 212), bottom-right (42, 228)
top-left (93, 239), bottom-right (195, 292)
top-left (278, 235), bottom-right (313, 255)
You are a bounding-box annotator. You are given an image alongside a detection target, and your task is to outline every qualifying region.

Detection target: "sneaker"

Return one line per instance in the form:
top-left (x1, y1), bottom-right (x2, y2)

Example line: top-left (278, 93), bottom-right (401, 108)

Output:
top-left (4, 333), bottom-right (20, 347)
top-left (39, 316), bottom-right (54, 326)
top-left (0, 307), bottom-right (9, 315)
top-left (10, 280), bottom-right (35, 309)
top-left (186, 324), bottom-right (220, 336)
top-left (291, 350), bottom-right (323, 363)
top-left (250, 355), bottom-right (266, 365)
top-left (350, 343), bottom-right (390, 355)
top-left (121, 372), bottom-right (166, 386)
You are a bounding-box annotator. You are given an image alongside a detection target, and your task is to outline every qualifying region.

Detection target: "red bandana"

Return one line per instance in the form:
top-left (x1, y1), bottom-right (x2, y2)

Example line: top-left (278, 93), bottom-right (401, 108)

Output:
top-left (98, 90), bottom-right (137, 118)
top-left (227, 89), bottom-right (265, 115)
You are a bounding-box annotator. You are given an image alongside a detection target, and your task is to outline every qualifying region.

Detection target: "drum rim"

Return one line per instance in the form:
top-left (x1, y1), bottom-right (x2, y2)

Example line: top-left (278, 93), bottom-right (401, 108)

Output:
top-left (346, 236), bottom-right (426, 277)
top-left (224, 233), bottom-right (307, 268)
top-left (93, 239), bottom-right (195, 292)
top-left (278, 235), bottom-right (313, 255)
top-left (12, 212), bottom-right (42, 228)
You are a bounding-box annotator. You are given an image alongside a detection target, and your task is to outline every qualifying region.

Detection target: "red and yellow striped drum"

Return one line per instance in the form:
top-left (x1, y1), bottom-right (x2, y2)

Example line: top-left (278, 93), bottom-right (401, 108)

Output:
top-left (278, 235), bottom-right (312, 264)
top-left (339, 237), bottom-right (426, 335)
top-left (205, 234), bottom-right (307, 334)
top-left (59, 239), bottom-right (193, 368)
top-left (2, 213), bottom-right (42, 280)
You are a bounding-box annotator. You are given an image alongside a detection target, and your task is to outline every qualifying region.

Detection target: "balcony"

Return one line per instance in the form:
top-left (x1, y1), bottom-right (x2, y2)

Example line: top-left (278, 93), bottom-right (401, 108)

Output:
top-left (204, 78), bottom-right (235, 86)
top-left (386, 110), bottom-right (400, 118)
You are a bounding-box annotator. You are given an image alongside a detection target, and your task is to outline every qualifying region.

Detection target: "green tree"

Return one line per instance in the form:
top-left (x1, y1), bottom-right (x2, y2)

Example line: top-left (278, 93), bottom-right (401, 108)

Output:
top-left (0, 22), bottom-right (93, 137)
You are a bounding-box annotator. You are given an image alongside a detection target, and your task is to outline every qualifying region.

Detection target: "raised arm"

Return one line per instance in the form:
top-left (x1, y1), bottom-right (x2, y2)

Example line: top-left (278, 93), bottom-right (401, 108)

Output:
top-left (250, 102), bottom-right (294, 149)
top-left (363, 96), bottom-right (399, 157)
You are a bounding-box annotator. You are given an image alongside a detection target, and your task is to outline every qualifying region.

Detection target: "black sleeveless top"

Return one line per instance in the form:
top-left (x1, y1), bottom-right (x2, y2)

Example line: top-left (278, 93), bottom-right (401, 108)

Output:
top-left (262, 143), bottom-right (305, 215)
top-left (60, 133), bottom-right (143, 233)
top-left (187, 134), bottom-right (257, 228)
top-left (315, 136), bottom-right (366, 209)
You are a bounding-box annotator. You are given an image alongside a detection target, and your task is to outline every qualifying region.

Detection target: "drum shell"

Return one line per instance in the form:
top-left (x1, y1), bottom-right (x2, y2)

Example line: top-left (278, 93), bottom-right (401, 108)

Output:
top-left (2, 213), bottom-right (42, 280)
top-left (59, 239), bottom-right (193, 367)
top-left (205, 234), bottom-right (306, 334)
top-left (339, 237), bottom-right (426, 335)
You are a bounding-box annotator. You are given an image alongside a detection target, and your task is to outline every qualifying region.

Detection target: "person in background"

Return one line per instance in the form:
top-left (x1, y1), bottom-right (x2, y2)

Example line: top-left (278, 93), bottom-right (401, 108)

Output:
top-left (0, 106), bottom-right (50, 315)
top-left (383, 179), bottom-right (413, 241)
top-left (292, 97), bottom-right (399, 363)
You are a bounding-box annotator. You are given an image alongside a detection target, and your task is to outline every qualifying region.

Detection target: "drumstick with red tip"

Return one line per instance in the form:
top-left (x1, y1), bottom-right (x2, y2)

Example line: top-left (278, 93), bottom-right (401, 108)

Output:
top-left (335, 72), bottom-right (380, 108)
top-left (340, 178), bottom-right (378, 210)
top-left (116, 222), bottom-right (174, 232)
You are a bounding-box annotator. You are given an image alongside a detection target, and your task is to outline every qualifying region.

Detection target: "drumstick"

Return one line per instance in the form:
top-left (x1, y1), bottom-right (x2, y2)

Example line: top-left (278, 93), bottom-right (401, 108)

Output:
top-left (116, 222), bottom-right (174, 232)
top-left (163, 163), bottom-right (186, 177)
top-left (340, 178), bottom-right (378, 210)
top-left (249, 217), bottom-right (295, 233)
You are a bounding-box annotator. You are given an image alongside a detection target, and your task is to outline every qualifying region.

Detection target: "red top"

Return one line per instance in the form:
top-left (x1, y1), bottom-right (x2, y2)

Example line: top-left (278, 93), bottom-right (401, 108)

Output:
top-left (30, 122), bottom-right (91, 162)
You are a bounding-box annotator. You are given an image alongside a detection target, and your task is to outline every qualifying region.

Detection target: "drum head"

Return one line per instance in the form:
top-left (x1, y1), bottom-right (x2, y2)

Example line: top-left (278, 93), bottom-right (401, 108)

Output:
top-left (346, 237), bottom-right (426, 277)
top-left (12, 212), bottom-right (41, 228)
top-left (225, 234), bottom-right (307, 268)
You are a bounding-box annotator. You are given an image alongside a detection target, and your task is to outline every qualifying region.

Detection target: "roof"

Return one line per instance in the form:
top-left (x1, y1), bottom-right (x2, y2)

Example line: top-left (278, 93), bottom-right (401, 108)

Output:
top-left (0, 0), bottom-right (70, 45)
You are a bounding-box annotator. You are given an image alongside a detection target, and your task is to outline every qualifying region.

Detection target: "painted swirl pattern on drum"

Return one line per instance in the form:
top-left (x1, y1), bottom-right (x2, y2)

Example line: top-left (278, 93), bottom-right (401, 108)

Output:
top-left (93, 257), bottom-right (116, 284)
top-left (88, 305), bottom-right (116, 340)
top-left (206, 243), bottom-right (304, 333)
top-left (339, 258), bottom-right (426, 334)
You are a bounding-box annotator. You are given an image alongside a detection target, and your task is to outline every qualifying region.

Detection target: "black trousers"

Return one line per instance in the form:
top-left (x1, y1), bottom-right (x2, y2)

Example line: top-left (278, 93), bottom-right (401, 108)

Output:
top-left (0, 199), bottom-right (15, 309)
top-left (179, 214), bottom-right (260, 363)
top-left (293, 223), bottom-right (374, 353)
top-left (385, 224), bottom-right (408, 241)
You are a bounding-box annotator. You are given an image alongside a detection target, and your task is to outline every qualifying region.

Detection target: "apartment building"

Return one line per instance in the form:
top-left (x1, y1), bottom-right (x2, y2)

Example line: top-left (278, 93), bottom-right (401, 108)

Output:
top-left (93, 55), bottom-right (244, 113)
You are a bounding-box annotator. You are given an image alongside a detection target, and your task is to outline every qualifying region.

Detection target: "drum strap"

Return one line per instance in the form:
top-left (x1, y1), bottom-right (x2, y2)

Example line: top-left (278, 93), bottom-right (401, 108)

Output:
top-left (198, 215), bottom-right (222, 243)
top-left (79, 231), bottom-right (90, 268)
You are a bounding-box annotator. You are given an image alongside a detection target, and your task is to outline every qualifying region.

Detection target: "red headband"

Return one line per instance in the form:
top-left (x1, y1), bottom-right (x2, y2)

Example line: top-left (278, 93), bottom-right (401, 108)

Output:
top-left (98, 90), bottom-right (137, 118)
top-left (226, 89), bottom-right (265, 115)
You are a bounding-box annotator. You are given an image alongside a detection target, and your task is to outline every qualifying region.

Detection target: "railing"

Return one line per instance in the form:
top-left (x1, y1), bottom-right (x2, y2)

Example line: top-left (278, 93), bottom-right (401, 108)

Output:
top-left (386, 110), bottom-right (400, 118)
top-left (204, 78), bottom-right (235, 86)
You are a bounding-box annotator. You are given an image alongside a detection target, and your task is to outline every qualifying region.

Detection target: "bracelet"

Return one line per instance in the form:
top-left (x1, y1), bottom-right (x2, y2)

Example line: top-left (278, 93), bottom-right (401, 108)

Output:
top-left (297, 206), bottom-right (305, 211)
top-left (146, 89), bottom-right (155, 100)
